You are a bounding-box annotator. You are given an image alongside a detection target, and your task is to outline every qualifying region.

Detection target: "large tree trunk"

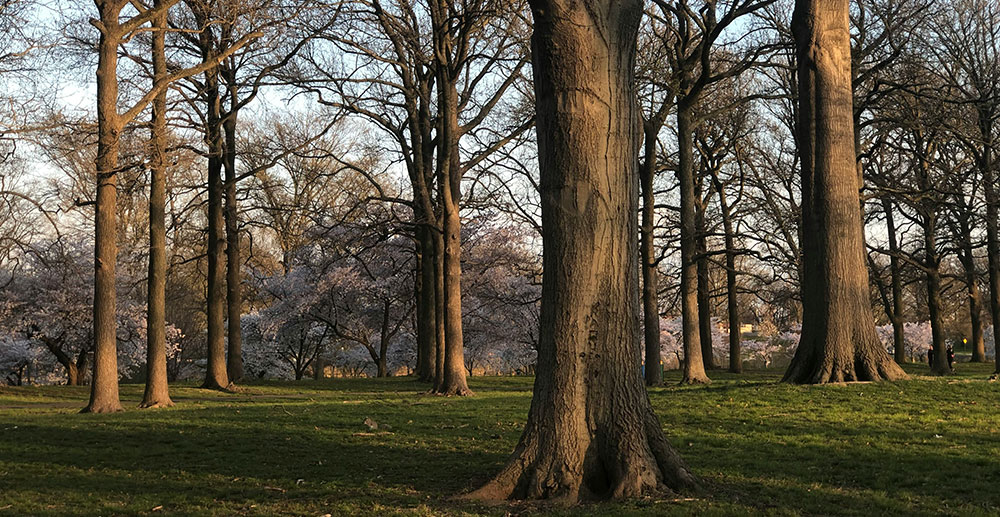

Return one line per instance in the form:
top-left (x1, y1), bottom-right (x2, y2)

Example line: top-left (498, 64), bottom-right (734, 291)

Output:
top-left (141, 1), bottom-right (174, 408)
top-left (466, 0), bottom-right (697, 501)
top-left (676, 104), bottom-right (709, 384)
top-left (783, 0), bottom-right (907, 384)
top-left (84, 4), bottom-right (124, 413)
top-left (197, 10), bottom-right (231, 391)
top-left (434, 114), bottom-right (471, 395)
top-left (223, 77), bottom-right (243, 383)
top-left (640, 122), bottom-right (662, 386)
top-left (882, 198), bottom-right (906, 364)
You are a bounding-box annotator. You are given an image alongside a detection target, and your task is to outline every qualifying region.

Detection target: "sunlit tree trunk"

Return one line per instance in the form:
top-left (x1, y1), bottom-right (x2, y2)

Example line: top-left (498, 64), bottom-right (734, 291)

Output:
top-left (783, 0), bottom-right (907, 383)
top-left (85, 1), bottom-right (125, 413)
top-left (467, 0), bottom-right (697, 501)
top-left (141, 0), bottom-right (174, 408)
top-left (223, 69), bottom-right (243, 383)
top-left (677, 103), bottom-right (709, 384)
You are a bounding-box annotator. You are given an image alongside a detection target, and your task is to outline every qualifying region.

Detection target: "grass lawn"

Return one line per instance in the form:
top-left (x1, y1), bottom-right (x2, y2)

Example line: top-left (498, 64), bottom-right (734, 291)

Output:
top-left (1, 363), bottom-right (999, 516)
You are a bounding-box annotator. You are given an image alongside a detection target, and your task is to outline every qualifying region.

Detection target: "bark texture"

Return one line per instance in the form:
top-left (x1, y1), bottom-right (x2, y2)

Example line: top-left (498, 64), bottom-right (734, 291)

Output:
top-left (141, 0), bottom-right (174, 408)
top-left (466, 0), bottom-right (697, 501)
top-left (783, 0), bottom-right (907, 384)
top-left (223, 77), bottom-right (243, 383)
top-left (85, 1), bottom-right (125, 413)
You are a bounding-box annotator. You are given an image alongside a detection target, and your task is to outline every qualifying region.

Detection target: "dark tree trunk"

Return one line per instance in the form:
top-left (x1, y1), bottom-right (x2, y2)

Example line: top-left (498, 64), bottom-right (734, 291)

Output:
top-left (467, 0), bottom-right (697, 501)
top-left (433, 226), bottom-right (446, 390)
top-left (957, 213), bottom-right (986, 362)
top-left (223, 76), bottom-right (243, 383)
top-left (84, 2), bottom-right (125, 413)
top-left (882, 198), bottom-right (906, 364)
top-left (416, 227), bottom-right (437, 381)
top-left (640, 121), bottom-right (662, 386)
top-left (711, 174), bottom-right (741, 373)
top-left (195, 5), bottom-right (231, 391)
top-left (695, 191), bottom-right (715, 370)
top-left (783, 0), bottom-right (907, 383)
top-left (141, 0), bottom-right (174, 408)
top-left (677, 104), bottom-right (709, 384)
top-left (923, 214), bottom-right (949, 375)
top-left (977, 119), bottom-right (1000, 374)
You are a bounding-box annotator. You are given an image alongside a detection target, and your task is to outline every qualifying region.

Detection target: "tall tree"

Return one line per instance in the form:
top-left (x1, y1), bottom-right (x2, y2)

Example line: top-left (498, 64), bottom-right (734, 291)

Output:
top-left (782, 0), bottom-right (907, 383)
top-left (140, 0), bottom-right (174, 408)
top-left (467, 0), bottom-right (697, 500)
top-left (86, 0), bottom-right (254, 411)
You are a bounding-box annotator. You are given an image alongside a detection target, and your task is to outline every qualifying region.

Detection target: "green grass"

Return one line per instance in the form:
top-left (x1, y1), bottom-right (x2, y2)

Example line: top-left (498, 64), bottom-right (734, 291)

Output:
top-left (1, 363), bottom-right (999, 516)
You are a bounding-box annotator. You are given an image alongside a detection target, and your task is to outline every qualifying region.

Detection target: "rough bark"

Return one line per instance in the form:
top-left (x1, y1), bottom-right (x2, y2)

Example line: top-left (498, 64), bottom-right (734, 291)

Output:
top-left (84, 2), bottom-right (125, 414)
top-left (640, 122), bottom-right (661, 386)
top-left (429, 0), bottom-right (471, 396)
top-left (677, 105), bottom-right (709, 384)
top-left (141, 0), bottom-right (174, 408)
top-left (783, 0), bottom-right (907, 384)
top-left (223, 74), bottom-right (243, 383)
top-left (466, 0), bottom-right (697, 501)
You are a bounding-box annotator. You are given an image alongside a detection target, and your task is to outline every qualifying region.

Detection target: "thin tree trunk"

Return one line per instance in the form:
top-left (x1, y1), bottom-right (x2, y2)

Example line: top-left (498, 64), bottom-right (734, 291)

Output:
top-left (433, 226), bottom-right (446, 390)
top-left (141, 0), bottom-right (174, 408)
top-left (695, 196), bottom-right (715, 370)
top-left (467, 0), bottom-right (697, 501)
top-left (677, 104), bottom-right (709, 384)
top-left (712, 174), bottom-right (741, 373)
top-left (84, 4), bottom-right (124, 413)
top-left (923, 215), bottom-right (949, 375)
top-left (958, 214), bottom-right (986, 362)
top-left (640, 122), bottom-right (661, 386)
top-left (223, 74), bottom-right (243, 383)
top-left (882, 198), bottom-right (905, 364)
top-left (783, 0), bottom-right (907, 383)
top-left (978, 123), bottom-right (1000, 374)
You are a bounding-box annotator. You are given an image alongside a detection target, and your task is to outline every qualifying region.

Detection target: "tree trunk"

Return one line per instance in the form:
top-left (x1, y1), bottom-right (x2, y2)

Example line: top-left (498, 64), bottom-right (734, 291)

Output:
top-left (695, 193), bottom-right (715, 370)
top-left (882, 198), bottom-right (905, 364)
top-left (640, 122), bottom-right (662, 386)
top-left (433, 226), bottom-right (446, 390)
top-left (677, 104), bottom-right (709, 384)
top-left (712, 175), bottom-right (741, 373)
top-left (958, 214), bottom-right (986, 362)
top-left (223, 77), bottom-right (243, 383)
top-left (978, 118), bottom-right (1000, 374)
top-left (783, 0), bottom-right (907, 383)
top-left (198, 13), bottom-right (231, 391)
top-left (923, 215), bottom-right (949, 375)
top-left (84, 5), bottom-right (124, 414)
top-left (466, 1), bottom-right (697, 501)
top-left (416, 226), bottom-right (437, 381)
top-left (141, 0), bottom-right (174, 408)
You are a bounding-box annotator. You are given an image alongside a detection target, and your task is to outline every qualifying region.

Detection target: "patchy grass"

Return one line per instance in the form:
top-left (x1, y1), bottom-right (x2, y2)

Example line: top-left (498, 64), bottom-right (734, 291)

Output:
top-left (1, 363), bottom-right (998, 516)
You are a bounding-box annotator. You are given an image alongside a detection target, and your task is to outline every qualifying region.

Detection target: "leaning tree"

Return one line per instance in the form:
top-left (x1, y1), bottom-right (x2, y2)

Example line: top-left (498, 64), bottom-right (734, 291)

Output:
top-left (466, 0), bottom-right (697, 501)
top-left (782, 0), bottom-right (907, 383)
